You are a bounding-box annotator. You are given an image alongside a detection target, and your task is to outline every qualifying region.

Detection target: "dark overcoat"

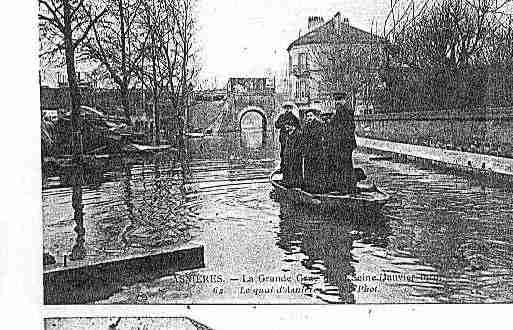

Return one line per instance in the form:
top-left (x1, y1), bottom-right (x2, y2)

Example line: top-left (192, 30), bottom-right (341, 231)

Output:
top-left (282, 128), bottom-right (303, 188)
top-left (325, 103), bottom-right (356, 192)
top-left (275, 111), bottom-right (300, 168)
top-left (301, 118), bottom-right (328, 193)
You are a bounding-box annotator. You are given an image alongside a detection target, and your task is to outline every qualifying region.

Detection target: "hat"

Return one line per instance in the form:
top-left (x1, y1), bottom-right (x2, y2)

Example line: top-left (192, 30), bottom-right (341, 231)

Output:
top-left (320, 112), bottom-right (333, 120)
top-left (304, 108), bottom-right (320, 116)
top-left (332, 91), bottom-right (348, 101)
top-left (282, 103), bottom-right (294, 110)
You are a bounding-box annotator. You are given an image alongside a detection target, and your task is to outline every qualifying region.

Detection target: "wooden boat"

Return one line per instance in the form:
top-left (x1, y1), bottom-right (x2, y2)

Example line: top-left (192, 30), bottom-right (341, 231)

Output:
top-left (270, 170), bottom-right (390, 212)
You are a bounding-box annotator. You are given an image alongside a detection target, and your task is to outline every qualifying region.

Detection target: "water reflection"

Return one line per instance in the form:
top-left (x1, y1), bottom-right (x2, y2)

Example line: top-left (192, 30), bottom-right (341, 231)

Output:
top-left (43, 152), bottom-right (211, 304)
top-left (240, 111), bottom-right (266, 149)
top-left (119, 153), bottom-right (194, 249)
top-left (275, 200), bottom-right (390, 303)
top-left (241, 128), bottom-right (265, 149)
top-left (121, 164), bottom-right (134, 247)
top-left (186, 132), bottom-right (275, 160)
top-left (70, 163), bottom-right (86, 260)
top-left (43, 151), bottom-right (197, 265)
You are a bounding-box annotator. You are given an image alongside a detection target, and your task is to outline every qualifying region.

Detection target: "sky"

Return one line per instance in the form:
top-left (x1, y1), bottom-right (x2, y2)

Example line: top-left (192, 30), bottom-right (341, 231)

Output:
top-left (196, 0), bottom-right (391, 86)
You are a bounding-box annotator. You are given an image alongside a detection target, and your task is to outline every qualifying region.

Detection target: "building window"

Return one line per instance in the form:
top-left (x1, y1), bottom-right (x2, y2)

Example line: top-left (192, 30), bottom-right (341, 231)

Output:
top-left (298, 53), bottom-right (309, 71)
top-left (302, 79), bottom-right (310, 98)
top-left (295, 79), bottom-right (310, 99)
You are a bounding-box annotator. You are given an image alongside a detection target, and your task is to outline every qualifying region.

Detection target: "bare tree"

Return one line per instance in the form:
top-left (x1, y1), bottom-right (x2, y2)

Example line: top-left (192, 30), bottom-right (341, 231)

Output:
top-left (135, 0), bottom-right (169, 145)
top-left (385, 0), bottom-right (513, 69)
top-left (39, 0), bottom-right (107, 260)
top-left (379, 0), bottom-right (513, 111)
top-left (175, 0), bottom-right (200, 126)
top-left (83, 0), bottom-right (148, 123)
top-left (134, 0), bottom-right (200, 145)
top-left (160, 0), bottom-right (200, 145)
top-left (39, 0), bottom-right (107, 159)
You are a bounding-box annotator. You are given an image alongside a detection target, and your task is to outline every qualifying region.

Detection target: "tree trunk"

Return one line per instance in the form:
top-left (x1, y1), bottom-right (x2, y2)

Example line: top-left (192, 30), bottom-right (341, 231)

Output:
top-left (64, 0), bottom-right (85, 261)
top-left (150, 12), bottom-right (160, 146)
top-left (120, 83), bottom-right (131, 123)
top-left (118, 0), bottom-right (131, 124)
top-left (180, 37), bottom-right (189, 156)
top-left (63, 0), bottom-right (83, 162)
top-left (152, 92), bottom-right (160, 146)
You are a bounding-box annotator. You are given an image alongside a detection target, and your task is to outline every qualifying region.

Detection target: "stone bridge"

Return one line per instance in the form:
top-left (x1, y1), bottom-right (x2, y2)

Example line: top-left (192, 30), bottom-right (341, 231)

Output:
top-left (218, 78), bottom-right (278, 140)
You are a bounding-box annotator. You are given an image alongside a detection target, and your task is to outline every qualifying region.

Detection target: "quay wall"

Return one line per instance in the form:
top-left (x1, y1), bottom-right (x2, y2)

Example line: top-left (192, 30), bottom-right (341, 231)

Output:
top-left (355, 108), bottom-right (513, 159)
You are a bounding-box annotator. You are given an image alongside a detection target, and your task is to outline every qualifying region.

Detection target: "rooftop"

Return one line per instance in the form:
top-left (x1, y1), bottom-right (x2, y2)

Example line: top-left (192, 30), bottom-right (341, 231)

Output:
top-left (287, 12), bottom-right (382, 51)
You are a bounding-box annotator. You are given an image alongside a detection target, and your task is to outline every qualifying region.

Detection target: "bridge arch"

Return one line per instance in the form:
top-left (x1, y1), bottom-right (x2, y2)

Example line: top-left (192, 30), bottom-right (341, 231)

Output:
top-left (238, 106), bottom-right (268, 132)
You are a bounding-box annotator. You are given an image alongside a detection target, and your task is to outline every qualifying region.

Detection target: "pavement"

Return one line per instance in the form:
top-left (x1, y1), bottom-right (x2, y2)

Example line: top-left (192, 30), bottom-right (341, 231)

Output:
top-left (357, 137), bottom-right (513, 177)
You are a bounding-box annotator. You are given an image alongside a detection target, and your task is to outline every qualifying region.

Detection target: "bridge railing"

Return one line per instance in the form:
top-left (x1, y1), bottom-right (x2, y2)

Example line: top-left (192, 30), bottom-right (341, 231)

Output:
top-left (230, 94), bottom-right (275, 107)
top-left (229, 89), bottom-right (275, 96)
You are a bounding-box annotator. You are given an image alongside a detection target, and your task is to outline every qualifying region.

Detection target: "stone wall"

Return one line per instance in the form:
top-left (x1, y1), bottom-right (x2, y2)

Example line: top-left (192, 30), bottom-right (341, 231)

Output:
top-left (355, 108), bottom-right (513, 158)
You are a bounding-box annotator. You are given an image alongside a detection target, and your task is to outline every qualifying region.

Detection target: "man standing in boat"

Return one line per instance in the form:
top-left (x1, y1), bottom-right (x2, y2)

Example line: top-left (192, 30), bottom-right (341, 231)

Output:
top-left (301, 108), bottom-right (328, 193)
top-left (275, 104), bottom-right (299, 172)
top-left (326, 91), bottom-right (357, 193)
top-left (282, 123), bottom-right (303, 188)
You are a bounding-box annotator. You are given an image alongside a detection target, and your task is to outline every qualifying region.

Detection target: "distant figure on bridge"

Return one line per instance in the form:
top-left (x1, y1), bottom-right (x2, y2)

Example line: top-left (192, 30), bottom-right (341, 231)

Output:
top-left (325, 92), bottom-right (357, 193)
top-left (302, 108), bottom-right (328, 193)
top-left (275, 104), bottom-right (299, 172)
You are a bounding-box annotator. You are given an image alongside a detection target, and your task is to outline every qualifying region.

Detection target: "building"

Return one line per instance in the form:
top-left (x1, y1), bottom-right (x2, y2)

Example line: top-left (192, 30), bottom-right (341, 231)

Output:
top-left (286, 12), bottom-right (385, 116)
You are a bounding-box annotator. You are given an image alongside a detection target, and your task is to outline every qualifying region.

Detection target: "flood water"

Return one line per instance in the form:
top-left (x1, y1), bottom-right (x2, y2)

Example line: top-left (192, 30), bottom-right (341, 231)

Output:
top-left (42, 128), bottom-right (513, 304)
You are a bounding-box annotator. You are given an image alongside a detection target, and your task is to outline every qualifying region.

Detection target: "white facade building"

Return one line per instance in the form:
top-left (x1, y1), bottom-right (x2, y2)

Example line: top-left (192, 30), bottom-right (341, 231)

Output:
top-left (286, 12), bottom-right (384, 117)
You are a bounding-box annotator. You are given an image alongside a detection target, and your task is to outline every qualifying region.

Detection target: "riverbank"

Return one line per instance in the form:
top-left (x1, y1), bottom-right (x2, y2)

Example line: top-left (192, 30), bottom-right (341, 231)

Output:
top-left (357, 137), bottom-right (513, 184)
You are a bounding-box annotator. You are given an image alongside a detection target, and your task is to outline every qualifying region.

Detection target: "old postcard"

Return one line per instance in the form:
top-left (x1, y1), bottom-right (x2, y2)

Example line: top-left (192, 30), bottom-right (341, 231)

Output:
top-left (38, 0), bottom-right (513, 305)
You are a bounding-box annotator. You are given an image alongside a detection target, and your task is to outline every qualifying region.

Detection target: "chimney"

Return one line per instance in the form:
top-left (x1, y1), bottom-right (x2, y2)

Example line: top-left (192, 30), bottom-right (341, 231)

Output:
top-left (343, 17), bottom-right (349, 26)
top-left (333, 12), bottom-right (342, 30)
top-left (307, 16), bottom-right (325, 32)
